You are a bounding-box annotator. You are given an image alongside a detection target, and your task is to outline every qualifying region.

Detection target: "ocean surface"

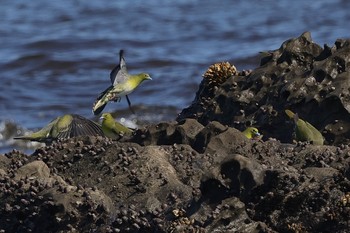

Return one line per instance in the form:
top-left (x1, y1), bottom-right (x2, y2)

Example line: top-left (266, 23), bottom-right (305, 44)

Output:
top-left (1, 0), bottom-right (349, 153)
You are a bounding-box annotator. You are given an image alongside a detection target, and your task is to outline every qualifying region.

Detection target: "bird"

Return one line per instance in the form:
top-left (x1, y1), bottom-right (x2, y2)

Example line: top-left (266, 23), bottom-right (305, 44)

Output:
top-left (13, 114), bottom-right (104, 143)
top-left (100, 113), bottom-right (133, 139)
top-left (285, 109), bottom-right (324, 145)
top-left (92, 50), bottom-right (152, 115)
top-left (242, 127), bottom-right (262, 140)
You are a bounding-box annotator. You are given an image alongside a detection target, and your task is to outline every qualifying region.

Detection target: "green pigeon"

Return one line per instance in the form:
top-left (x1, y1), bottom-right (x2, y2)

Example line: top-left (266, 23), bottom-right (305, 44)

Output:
top-left (242, 127), bottom-right (262, 140)
top-left (100, 113), bottom-right (133, 139)
top-left (14, 114), bottom-right (104, 143)
top-left (285, 109), bottom-right (324, 145)
top-left (92, 50), bottom-right (152, 115)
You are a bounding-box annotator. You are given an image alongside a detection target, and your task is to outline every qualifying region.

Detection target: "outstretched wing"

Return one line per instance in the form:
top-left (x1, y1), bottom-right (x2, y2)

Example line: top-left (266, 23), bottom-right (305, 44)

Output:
top-left (54, 114), bottom-right (104, 138)
top-left (69, 115), bottom-right (104, 137)
top-left (110, 49), bottom-right (129, 86)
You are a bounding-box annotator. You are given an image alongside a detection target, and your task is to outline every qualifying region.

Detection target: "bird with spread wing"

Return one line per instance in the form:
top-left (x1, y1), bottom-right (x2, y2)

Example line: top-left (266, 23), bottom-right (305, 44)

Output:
top-left (92, 50), bottom-right (152, 115)
top-left (14, 114), bottom-right (104, 143)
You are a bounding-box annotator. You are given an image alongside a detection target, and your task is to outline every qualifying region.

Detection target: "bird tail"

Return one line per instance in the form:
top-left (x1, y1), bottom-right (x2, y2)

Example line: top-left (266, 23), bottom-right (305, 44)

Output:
top-left (285, 109), bottom-right (300, 124)
top-left (285, 109), bottom-right (295, 119)
top-left (96, 85), bottom-right (113, 101)
top-left (13, 136), bottom-right (33, 140)
top-left (13, 135), bottom-right (47, 142)
top-left (92, 85), bottom-right (114, 115)
top-left (92, 100), bottom-right (108, 116)
top-left (13, 136), bottom-right (53, 144)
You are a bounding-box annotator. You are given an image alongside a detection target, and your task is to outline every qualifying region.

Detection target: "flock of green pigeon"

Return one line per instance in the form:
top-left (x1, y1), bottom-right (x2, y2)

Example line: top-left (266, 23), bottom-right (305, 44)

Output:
top-left (14, 50), bottom-right (151, 143)
top-left (14, 51), bottom-right (325, 145)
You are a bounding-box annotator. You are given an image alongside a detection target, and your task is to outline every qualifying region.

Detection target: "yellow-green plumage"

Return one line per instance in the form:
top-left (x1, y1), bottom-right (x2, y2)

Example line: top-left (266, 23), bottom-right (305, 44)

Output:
top-left (50, 114), bottom-right (73, 138)
top-left (285, 109), bottom-right (324, 145)
top-left (242, 127), bottom-right (261, 139)
top-left (100, 113), bottom-right (132, 139)
top-left (92, 50), bottom-right (152, 115)
top-left (14, 114), bottom-right (104, 143)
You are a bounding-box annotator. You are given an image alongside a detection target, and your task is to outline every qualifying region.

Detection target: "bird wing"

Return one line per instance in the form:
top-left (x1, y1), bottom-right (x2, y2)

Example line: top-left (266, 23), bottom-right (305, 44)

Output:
top-left (304, 121), bottom-right (324, 142)
top-left (50, 115), bottom-right (74, 139)
top-left (54, 126), bottom-right (70, 139)
top-left (52, 115), bottom-right (103, 139)
top-left (296, 120), bottom-right (313, 141)
top-left (69, 115), bottom-right (104, 137)
top-left (113, 121), bottom-right (132, 135)
top-left (110, 123), bottom-right (121, 136)
top-left (296, 119), bottom-right (323, 144)
top-left (110, 49), bottom-right (129, 86)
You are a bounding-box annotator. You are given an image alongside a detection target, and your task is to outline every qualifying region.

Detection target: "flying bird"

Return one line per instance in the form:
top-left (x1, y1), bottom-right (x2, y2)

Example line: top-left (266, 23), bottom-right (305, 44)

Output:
top-left (285, 109), bottom-right (324, 145)
top-left (14, 114), bottom-right (104, 143)
top-left (92, 50), bottom-right (152, 115)
top-left (100, 113), bottom-right (133, 139)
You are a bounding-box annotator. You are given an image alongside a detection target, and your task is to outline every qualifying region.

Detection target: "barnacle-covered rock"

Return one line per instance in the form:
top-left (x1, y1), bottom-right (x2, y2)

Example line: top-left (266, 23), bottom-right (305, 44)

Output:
top-left (179, 32), bottom-right (350, 145)
top-left (202, 62), bottom-right (237, 86)
top-left (4, 32), bottom-right (350, 233)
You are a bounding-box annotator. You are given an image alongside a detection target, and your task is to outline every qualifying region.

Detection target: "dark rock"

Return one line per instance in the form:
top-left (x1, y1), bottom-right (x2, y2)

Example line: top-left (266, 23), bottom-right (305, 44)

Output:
top-left (2, 32), bottom-right (350, 232)
top-left (178, 31), bottom-right (350, 146)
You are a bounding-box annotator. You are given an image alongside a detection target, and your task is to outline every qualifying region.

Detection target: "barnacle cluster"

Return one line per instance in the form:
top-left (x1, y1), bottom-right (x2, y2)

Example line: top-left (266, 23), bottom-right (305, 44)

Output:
top-left (202, 62), bottom-right (237, 86)
top-left (287, 222), bottom-right (305, 232)
top-left (340, 193), bottom-right (350, 206)
top-left (168, 208), bottom-right (200, 232)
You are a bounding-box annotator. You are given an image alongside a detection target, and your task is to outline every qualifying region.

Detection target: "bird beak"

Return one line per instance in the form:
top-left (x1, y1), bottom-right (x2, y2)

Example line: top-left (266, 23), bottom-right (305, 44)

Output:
top-left (146, 76), bottom-right (152, 80)
top-left (253, 132), bottom-right (262, 140)
top-left (99, 116), bottom-right (105, 120)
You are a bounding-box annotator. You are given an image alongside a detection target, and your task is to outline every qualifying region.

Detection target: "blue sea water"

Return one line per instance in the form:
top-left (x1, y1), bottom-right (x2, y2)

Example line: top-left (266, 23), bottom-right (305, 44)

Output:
top-left (1, 0), bottom-right (349, 153)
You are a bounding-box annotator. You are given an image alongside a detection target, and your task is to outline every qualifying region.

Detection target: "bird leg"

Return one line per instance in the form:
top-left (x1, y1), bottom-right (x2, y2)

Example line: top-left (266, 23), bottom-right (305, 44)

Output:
top-left (126, 95), bottom-right (135, 114)
top-left (113, 97), bottom-right (121, 102)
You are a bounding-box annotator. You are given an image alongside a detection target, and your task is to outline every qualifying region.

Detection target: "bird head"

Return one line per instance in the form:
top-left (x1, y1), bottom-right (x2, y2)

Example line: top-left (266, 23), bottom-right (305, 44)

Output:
top-left (251, 128), bottom-right (261, 138)
top-left (139, 73), bottom-right (152, 81)
top-left (100, 113), bottom-right (113, 122)
top-left (243, 127), bottom-right (261, 139)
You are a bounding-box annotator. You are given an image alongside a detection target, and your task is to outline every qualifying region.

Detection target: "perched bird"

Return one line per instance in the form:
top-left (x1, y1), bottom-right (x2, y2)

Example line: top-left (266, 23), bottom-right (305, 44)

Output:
top-left (100, 113), bottom-right (133, 139)
top-left (242, 127), bottom-right (262, 140)
top-left (285, 109), bottom-right (324, 145)
top-left (92, 50), bottom-right (152, 115)
top-left (14, 114), bottom-right (104, 143)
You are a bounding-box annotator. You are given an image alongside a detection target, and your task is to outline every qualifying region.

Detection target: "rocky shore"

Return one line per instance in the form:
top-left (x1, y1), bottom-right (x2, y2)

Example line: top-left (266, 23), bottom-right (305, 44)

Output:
top-left (2, 32), bottom-right (350, 232)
